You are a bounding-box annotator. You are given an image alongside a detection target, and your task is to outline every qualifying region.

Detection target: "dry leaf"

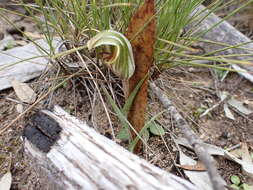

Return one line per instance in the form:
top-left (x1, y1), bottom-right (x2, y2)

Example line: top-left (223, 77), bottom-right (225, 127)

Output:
top-left (225, 151), bottom-right (253, 179)
top-left (241, 143), bottom-right (252, 163)
top-left (176, 161), bottom-right (207, 171)
top-left (175, 139), bottom-right (227, 189)
top-left (175, 137), bottom-right (253, 178)
top-left (0, 172), bottom-right (12, 190)
top-left (125, 0), bottom-right (156, 152)
top-left (228, 97), bottom-right (253, 115)
top-left (175, 137), bottom-right (225, 156)
top-left (178, 150), bottom-right (214, 190)
top-left (224, 103), bottom-right (235, 120)
top-left (11, 79), bottom-right (37, 103)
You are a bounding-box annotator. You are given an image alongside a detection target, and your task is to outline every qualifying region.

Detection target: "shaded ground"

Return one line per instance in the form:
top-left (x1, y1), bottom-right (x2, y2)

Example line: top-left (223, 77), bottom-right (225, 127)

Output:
top-left (0, 2), bottom-right (253, 190)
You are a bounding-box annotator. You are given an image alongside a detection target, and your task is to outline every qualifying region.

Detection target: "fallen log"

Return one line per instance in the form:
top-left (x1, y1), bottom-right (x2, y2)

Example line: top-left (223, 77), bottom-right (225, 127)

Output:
top-left (189, 5), bottom-right (253, 82)
top-left (23, 106), bottom-right (198, 190)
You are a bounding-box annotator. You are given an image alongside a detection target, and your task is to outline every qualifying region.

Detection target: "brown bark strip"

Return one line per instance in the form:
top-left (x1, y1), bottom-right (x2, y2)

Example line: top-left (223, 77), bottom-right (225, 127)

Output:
top-left (125, 0), bottom-right (156, 153)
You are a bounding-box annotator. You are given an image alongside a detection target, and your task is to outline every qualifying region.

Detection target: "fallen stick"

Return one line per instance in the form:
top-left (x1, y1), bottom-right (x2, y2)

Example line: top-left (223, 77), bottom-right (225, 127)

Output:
top-left (23, 106), bottom-right (198, 190)
top-left (150, 82), bottom-right (226, 190)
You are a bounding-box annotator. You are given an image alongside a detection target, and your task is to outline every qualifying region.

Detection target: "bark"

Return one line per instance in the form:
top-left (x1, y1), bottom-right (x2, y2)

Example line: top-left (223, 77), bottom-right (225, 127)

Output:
top-left (23, 106), bottom-right (198, 190)
top-left (125, 0), bottom-right (156, 152)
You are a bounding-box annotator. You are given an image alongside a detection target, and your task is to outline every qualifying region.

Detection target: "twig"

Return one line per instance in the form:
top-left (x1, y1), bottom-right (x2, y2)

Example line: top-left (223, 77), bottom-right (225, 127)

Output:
top-left (1, 96), bottom-right (27, 105)
top-left (226, 143), bottom-right (241, 152)
top-left (200, 96), bottom-right (229, 118)
top-left (190, 85), bottom-right (216, 95)
top-left (150, 82), bottom-right (226, 190)
top-left (200, 75), bottom-right (243, 118)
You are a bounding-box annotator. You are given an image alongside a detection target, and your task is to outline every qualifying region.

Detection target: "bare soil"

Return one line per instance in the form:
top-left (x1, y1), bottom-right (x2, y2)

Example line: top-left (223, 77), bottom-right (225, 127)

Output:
top-left (0, 3), bottom-right (253, 190)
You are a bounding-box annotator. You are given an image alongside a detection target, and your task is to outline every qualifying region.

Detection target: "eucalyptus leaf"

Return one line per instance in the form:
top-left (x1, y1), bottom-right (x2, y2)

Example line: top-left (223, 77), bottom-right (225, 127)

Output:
top-left (175, 137), bottom-right (253, 178)
top-left (178, 149), bottom-right (214, 190)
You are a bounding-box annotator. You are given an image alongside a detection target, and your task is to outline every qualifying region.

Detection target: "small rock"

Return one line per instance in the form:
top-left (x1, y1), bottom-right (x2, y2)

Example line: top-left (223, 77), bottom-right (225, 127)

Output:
top-left (0, 35), bottom-right (15, 50)
top-left (16, 104), bottom-right (24, 113)
top-left (221, 131), bottom-right (231, 139)
top-left (188, 67), bottom-right (196, 72)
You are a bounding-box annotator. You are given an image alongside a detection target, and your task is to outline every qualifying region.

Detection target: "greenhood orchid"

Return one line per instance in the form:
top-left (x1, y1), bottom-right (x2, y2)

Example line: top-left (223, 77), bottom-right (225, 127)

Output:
top-left (87, 30), bottom-right (135, 79)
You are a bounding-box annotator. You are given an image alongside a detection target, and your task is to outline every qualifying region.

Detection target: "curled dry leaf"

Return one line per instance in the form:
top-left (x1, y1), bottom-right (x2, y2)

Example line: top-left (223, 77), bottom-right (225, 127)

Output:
top-left (175, 161), bottom-right (207, 171)
top-left (178, 149), bottom-right (214, 190)
top-left (11, 79), bottom-right (37, 104)
top-left (175, 139), bottom-right (226, 189)
top-left (228, 97), bottom-right (253, 115)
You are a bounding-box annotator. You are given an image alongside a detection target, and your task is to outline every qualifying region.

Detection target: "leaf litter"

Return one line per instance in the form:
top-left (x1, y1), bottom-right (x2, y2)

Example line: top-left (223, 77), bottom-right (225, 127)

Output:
top-left (175, 137), bottom-right (253, 179)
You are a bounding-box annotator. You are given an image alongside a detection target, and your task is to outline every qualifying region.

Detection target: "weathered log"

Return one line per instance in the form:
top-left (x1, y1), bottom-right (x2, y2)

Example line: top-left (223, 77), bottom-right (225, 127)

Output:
top-left (189, 5), bottom-right (253, 82)
top-left (23, 106), bottom-right (198, 190)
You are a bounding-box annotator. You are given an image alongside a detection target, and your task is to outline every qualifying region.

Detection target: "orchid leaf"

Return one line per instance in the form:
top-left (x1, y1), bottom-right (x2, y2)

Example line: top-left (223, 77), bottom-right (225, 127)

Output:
top-left (148, 121), bottom-right (165, 136)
